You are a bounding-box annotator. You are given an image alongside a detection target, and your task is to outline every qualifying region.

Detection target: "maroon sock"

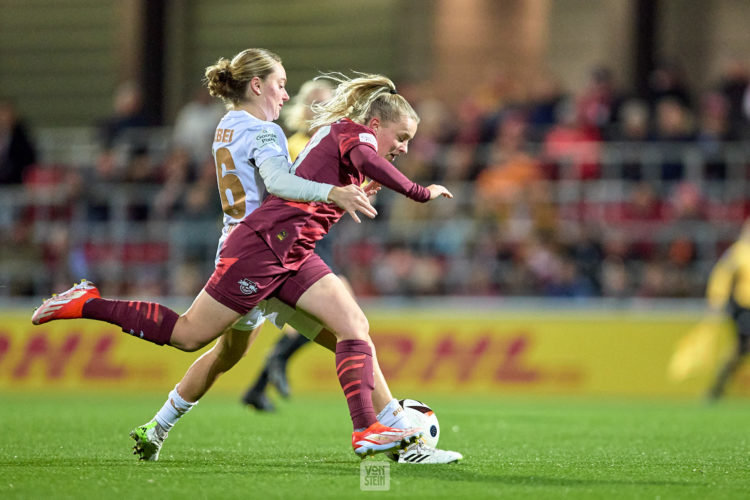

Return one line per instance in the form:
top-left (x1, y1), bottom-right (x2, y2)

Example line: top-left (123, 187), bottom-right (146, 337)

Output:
top-left (82, 298), bottom-right (178, 346)
top-left (335, 339), bottom-right (376, 430)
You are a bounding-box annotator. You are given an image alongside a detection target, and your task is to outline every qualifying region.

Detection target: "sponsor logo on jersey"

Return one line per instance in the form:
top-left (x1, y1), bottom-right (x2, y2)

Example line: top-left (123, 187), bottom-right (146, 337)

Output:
top-left (276, 230), bottom-right (288, 241)
top-left (238, 278), bottom-right (259, 295)
top-left (358, 133), bottom-right (378, 150)
top-left (256, 128), bottom-right (280, 148)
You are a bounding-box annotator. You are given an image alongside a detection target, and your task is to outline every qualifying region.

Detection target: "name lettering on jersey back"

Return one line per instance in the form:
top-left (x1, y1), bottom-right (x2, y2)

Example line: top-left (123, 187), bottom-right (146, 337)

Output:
top-left (215, 128), bottom-right (234, 143)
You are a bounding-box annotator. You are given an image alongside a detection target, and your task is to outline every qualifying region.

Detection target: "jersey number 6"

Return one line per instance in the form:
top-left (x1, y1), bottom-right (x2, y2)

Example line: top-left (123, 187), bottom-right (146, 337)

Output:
top-left (215, 147), bottom-right (247, 219)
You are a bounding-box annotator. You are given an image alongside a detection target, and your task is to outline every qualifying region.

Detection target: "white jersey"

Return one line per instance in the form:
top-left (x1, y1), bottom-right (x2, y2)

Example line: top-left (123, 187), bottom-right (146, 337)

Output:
top-left (210, 110), bottom-right (329, 337)
top-left (211, 110), bottom-right (291, 226)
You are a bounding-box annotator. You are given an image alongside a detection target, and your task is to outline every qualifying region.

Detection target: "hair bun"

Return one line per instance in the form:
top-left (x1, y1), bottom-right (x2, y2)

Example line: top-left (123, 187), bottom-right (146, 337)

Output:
top-left (218, 68), bottom-right (232, 82)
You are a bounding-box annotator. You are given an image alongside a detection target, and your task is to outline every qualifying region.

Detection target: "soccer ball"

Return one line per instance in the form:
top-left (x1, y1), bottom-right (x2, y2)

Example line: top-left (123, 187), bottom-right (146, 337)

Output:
top-left (399, 398), bottom-right (440, 448)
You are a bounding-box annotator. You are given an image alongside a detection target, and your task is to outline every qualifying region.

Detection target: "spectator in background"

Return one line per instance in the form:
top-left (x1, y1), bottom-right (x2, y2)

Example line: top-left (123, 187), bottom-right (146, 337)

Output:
top-left (616, 99), bottom-right (651, 142)
top-left (94, 81), bottom-right (151, 187)
top-left (283, 79), bottom-right (335, 158)
top-left (613, 98), bottom-right (651, 180)
top-left (621, 182), bottom-right (663, 222)
top-left (560, 224), bottom-right (603, 295)
top-left (695, 90), bottom-right (735, 179)
top-left (576, 65), bottom-right (625, 138)
top-left (172, 87), bottom-right (225, 167)
top-left (542, 97), bottom-right (602, 180)
top-left (705, 219), bottom-right (750, 400)
top-left (475, 110), bottom-right (541, 215)
top-left (651, 98), bottom-right (695, 181)
top-left (151, 148), bottom-right (193, 220)
top-left (98, 81), bottom-right (150, 150)
top-left (665, 181), bottom-right (705, 222)
top-left (526, 72), bottom-right (566, 141)
top-left (0, 98), bottom-right (36, 184)
top-left (717, 58), bottom-right (749, 138)
top-left (646, 60), bottom-right (692, 110)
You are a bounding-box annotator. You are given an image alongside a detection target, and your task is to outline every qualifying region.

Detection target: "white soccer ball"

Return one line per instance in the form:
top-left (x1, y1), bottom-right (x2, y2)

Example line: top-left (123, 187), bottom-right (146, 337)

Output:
top-left (399, 398), bottom-right (440, 448)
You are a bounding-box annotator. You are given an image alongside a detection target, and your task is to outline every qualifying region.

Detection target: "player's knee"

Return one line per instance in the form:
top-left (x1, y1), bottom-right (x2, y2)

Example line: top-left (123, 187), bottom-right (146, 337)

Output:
top-left (349, 312), bottom-right (370, 341)
top-left (170, 335), bottom-right (210, 352)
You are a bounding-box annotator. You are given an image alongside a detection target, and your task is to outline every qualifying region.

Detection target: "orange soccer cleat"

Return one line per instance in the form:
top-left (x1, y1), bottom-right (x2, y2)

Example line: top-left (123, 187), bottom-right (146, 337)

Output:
top-left (352, 421), bottom-right (421, 458)
top-left (31, 280), bottom-right (100, 325)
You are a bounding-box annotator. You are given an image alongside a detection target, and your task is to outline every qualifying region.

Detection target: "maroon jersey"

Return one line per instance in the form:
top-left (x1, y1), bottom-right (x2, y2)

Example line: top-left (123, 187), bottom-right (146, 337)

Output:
top-left (243, 118), bottom-right (429, 270)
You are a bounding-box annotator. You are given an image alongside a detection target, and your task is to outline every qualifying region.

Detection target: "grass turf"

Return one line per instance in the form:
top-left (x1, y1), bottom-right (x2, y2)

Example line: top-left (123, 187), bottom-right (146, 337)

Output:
top-left (1, 392), bottom-right (748, 499)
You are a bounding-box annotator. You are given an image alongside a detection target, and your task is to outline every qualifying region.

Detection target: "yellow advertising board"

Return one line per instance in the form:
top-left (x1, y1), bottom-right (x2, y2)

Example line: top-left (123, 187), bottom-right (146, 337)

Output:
top-left (1, 308), bottom-right (748, 397)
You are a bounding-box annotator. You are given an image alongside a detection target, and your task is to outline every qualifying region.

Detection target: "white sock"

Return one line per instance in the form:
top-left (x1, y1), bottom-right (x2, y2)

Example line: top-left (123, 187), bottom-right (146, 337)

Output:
top-left (153, 385), bottom-right (197, 430)
top-left (377, 398), bottom-right (413, 429)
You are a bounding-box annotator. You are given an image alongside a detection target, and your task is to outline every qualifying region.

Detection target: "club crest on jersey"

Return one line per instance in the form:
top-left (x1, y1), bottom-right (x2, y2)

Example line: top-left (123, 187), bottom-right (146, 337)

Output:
top-left (359, 133), bottom-right (378, 150)
top-left (238, 278), bottom-right (259, 295)
top-left (276, 230), bottom-right (288, 241)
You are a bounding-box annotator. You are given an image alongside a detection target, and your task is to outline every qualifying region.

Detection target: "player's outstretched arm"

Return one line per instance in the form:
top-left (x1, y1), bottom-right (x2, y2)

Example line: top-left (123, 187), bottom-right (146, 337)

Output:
top-left (349, 145), bottom-right (437, 203)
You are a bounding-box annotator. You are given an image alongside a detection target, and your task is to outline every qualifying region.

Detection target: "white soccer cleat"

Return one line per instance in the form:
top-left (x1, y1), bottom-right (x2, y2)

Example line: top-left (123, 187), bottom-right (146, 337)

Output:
top-left (130, 420), bottom-right (169, 461)
top-left (391, 438), bottom-right (463, 464)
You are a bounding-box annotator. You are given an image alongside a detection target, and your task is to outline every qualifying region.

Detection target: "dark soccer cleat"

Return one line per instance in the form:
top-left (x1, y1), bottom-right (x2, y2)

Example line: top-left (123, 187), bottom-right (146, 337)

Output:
top-left (267, 357), bottom-right (291, 398)
top-left (241, 390), bottom-right (276, 412)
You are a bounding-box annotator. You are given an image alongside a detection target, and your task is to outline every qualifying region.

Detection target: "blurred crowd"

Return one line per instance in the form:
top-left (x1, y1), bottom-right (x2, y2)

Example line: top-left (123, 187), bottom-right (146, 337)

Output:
top-left (2, 60), bottom-right (750, 300)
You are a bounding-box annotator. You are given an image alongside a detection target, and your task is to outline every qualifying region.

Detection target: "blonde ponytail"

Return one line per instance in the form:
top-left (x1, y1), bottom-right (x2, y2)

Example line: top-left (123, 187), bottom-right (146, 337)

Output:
top-left (309, 72), bottom-right (418, 130)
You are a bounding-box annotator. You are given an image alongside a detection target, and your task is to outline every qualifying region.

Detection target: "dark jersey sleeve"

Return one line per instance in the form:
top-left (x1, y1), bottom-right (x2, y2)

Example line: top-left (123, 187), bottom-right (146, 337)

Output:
top-left (348, 145), bottom-right (430, 202)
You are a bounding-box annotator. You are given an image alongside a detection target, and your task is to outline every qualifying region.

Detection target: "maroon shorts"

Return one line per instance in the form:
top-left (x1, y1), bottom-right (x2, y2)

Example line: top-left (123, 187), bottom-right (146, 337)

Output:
top-left (204, 224), bottom-right (331, 315)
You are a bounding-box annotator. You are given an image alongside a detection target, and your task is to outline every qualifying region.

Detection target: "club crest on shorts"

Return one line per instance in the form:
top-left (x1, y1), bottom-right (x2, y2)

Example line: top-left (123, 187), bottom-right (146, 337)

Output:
top-left (238, 278), bottom-right (259, 295)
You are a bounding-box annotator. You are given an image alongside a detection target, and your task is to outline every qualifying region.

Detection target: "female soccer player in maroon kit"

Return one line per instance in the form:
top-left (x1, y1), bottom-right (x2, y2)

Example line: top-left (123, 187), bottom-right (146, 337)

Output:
top-left (32, 72), bottom-right (453, 458)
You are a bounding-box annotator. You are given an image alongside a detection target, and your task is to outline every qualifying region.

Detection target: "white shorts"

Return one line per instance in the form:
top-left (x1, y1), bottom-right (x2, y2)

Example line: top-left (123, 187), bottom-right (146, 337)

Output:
top-left (216, 224), bottom-right (324, 340)
top-left (230, 297), bottom-right (324, 340)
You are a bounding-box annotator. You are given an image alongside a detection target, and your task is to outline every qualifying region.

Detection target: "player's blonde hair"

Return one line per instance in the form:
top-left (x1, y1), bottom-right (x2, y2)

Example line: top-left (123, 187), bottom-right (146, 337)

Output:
top-left (283, 79), bottom-right (335, 134)
top-left (308, 72), bottom-right (419, 130)
top-left (204, 48), bottom-right (282, 106)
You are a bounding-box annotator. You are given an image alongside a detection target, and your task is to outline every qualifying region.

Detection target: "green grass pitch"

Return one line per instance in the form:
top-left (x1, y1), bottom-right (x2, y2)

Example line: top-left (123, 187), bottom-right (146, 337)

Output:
top-left (1, 392), bottom-right (748, 499)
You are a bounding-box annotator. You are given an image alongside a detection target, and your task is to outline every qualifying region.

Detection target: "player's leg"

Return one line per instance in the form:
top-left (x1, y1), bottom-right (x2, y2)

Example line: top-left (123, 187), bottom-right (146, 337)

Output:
top-left (32, 280), bottom-right (240, 352)
top-left (707, 312), bottom-right (750, 401)
top-left (291, 271), bottom-right (419, 456)
top-left (266, 330), bottom-right (309, 398)
top-left (311, 328), bottom-right (393, 412)
top-left (241, 329), bottom-right (308, 408)
top-left (707, 333), bottom-right (749, 401)
top-left (33, 227), bottom-right (284, 351)
top-left (271, 295), bottom-right (408, 427)
top-left (176, 325), bottom-right (259, 402)
top-left (265, 296), bottom-right (462, 463)
top-left (131, 323), bottom-right (261, 460)
top-left (131, 305), bottom-right (269, 461)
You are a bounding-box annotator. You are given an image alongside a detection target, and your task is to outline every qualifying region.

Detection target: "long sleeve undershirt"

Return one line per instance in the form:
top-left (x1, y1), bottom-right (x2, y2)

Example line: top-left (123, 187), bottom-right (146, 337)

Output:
top-left (348, 145), bottom-right (430, 202)
top-left (258, 155), bottom-right (334, 203)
